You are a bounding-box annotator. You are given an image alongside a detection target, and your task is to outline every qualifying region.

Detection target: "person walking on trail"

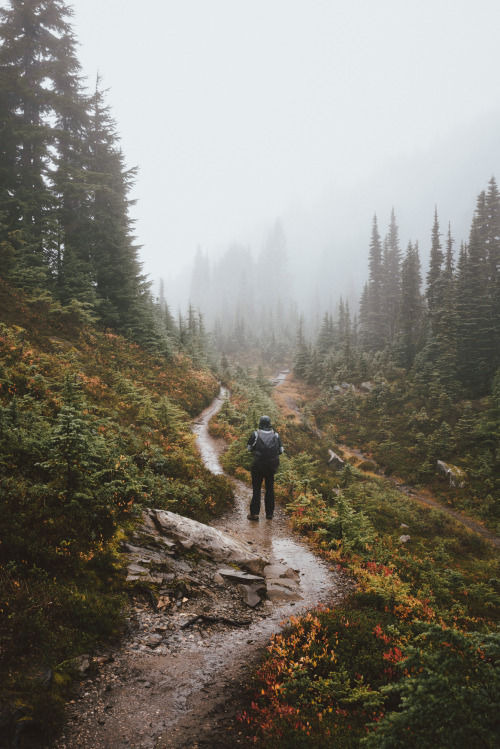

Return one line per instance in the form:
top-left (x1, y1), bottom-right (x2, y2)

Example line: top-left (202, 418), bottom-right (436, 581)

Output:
top-left (246, 415), bottom-right (284, 520)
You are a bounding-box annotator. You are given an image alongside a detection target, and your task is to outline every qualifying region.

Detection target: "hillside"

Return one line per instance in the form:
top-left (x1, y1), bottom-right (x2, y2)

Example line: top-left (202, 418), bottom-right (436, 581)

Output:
top-left (0, 281), bottom-right (233, 739)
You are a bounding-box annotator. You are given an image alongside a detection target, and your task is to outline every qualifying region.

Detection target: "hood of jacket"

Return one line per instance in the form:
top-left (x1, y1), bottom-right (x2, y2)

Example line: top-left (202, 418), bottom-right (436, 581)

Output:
top-left (259, 415), bottom-right (272, 430)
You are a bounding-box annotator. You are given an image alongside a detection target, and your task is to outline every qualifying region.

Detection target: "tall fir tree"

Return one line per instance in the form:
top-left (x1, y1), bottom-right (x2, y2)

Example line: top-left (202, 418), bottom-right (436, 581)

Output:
top-left (293, 315), bottom-right (310, 379)
top-left (0, 0), bottom-right (88, 288)
top-left (395, 241), bottom-right (423, 370)
top-left (456, 192), bottom-right (492, 393)
top-left (485, 177), bottom-right (500, 371)
top-left (366, 214), bottom-right (385, 350)
top-left (381, 208), bottom-right (402, 345)
top-left (426, 207), bottom-right (444, 332)
top-left (86, 77), bottom-right (148, 334)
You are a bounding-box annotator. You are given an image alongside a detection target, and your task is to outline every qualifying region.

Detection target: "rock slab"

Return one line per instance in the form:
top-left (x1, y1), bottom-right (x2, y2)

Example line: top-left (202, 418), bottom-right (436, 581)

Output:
top-left (145, 509), bottom-right (268, 574)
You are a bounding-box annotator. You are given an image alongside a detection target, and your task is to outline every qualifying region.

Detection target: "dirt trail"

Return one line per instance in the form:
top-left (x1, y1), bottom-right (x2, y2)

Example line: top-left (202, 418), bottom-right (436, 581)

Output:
top-left (53, 384), bottom-right (348, 749)
top-left (275, 378), bottom-right (500, 549)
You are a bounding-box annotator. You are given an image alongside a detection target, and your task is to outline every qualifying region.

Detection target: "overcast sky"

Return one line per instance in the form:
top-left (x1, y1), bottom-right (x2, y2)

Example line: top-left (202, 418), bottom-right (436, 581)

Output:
top-left (68, 0), bottom-right (500, 283)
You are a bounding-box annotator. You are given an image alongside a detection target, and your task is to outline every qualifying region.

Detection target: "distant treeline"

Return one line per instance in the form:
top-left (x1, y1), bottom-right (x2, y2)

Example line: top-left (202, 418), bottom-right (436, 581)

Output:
top-left (295, 179), bottom-right (500, 399)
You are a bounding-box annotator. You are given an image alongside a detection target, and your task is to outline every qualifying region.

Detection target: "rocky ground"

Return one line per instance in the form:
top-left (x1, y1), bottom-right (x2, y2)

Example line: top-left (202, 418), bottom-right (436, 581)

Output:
top-left (50, 385), bottom-right (353, 749)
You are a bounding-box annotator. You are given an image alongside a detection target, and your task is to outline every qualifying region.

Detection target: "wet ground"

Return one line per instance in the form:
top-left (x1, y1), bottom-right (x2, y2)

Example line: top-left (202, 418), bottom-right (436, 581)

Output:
top-left (53, 385), bottom-right (348, 749)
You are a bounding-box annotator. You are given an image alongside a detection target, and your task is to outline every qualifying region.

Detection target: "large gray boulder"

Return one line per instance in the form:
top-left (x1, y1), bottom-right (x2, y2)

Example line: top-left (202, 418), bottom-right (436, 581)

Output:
top-left (144, 509), bottom-right (268, 574)
top-left (436, 460), bottom-right (466, 488)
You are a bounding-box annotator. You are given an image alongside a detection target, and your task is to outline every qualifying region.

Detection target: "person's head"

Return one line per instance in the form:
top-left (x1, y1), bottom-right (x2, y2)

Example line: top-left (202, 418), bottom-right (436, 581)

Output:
top-left (259, 414), bottom-right (272, 429)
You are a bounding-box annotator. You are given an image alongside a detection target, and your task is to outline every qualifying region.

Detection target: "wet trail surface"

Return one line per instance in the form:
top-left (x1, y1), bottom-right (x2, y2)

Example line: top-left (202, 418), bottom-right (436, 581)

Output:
top-left (54, 384), bottom-right (347, 749)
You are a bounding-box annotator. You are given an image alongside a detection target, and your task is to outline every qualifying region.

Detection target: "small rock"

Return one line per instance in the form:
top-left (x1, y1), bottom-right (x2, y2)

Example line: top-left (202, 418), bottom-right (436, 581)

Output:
top-left (266, 582), bottom-right (303, 602)
top-left (236, 584), bottom-right (263, 608)
top-left (127, 563), bottom-right (150, 575)
top-left (72, 654), bottom-right (92, 675)
top-left (399, 535), bottom-right (411, 544)
top-left (218, 568), bottom-right (265, 586)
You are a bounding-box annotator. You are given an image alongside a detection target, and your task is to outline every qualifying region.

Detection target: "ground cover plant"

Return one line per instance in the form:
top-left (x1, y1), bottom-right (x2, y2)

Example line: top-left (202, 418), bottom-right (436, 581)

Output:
top-left (309, 372), bottom-right (500, 534)
top-left (213, 370), bottom-right (500, 748)
top-left (0, 284), bottom-right (233, 739)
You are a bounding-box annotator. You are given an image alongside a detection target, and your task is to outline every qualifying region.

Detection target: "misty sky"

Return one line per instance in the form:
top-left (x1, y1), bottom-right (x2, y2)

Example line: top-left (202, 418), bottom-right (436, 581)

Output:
top-left (68, 0), bottom-right (500, 283)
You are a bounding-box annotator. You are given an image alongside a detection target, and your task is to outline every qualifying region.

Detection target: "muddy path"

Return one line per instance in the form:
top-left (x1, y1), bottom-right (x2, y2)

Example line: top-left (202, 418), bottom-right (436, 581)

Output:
top-left (54, 387), bottom-right (348, 749)
top-left (275, 380), bottom-right (500, 549)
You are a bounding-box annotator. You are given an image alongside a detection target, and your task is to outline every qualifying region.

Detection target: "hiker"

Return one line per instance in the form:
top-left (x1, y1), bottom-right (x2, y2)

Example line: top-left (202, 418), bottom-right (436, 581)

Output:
top-left (246, 414), bottom-right (284, 520)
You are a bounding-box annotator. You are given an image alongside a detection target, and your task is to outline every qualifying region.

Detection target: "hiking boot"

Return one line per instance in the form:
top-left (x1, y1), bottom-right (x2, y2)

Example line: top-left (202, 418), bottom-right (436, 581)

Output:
top-left (247, 513), bottom-right (260, 520)
top-left (266, 515), bottom-right (274, 519)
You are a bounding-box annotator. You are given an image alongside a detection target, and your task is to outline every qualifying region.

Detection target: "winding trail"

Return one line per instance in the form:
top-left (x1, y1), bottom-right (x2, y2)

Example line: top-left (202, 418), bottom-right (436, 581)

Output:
top-left (54, 383), bottom-right (348, 749)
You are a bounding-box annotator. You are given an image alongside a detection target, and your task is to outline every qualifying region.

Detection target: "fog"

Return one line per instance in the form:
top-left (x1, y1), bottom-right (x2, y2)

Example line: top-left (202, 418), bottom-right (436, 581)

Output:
top-left (70, 0), bottom-right (500, 308)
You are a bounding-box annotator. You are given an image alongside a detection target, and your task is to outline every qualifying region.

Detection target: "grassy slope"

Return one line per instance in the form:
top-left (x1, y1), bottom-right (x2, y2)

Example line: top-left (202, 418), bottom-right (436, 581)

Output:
top-left (0, 280), bottom-right (233, 738)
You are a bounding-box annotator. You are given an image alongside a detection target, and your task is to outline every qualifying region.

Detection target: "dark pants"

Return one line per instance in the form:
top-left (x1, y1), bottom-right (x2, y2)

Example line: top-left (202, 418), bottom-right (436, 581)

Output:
top-left (250, 464), bottom-right (276, 517)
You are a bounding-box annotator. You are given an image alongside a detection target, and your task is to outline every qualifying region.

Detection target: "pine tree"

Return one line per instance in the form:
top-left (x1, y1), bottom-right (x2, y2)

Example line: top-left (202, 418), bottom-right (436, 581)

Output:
top-left (366, 214), bottom-right (385, 350)
top-left (381, 208), bottom-right (402, 344)
top-left (341, 300), bottom-right (354, 372)
top-left (435, 225), bottom-right (459, 394)
top-left (256, 218), bottom-right (291, 308)
top-left (316, 311), bottom-right (335, 357)
top-left (189, 246), bottom-right (211, 313)
top-left (86, 77), bottom-right (148, 334)
top-left (457, 192), bottom-right (492, 393)
top-left (485, 177), bottom-right (500, 371)
top-left (357, 282), bottom-right (371, 350)
top-left (0, 0), bottom-right (88, 288)
top-left (395, 241), bottom-right (423, 369)
top-left (293, 316), bottom-right (310, 378)
top-left (426, 207), bottom-right (444, 331)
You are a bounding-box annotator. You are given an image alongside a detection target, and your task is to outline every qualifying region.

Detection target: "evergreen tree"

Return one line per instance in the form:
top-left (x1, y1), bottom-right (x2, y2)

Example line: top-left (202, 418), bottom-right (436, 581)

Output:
top-left (457, 192), bottom-right (492, 393)
top-left (395, 241), bottom-right (423, 369)
top-left (0, 0), bottom-right (88, 287)
top-left (189, 246), bottom-right (211, 312)
top-left (485, 177), bottom-right (500, 371)
top-left (381, 208), bottom-right (402, 344)
top-left (293, 316), bottom-right (310, 378)
top-left (86, 77), bottom-right (148, 334)
top-left (341, 299), bottom-right (354, 372)
top-left (426, 207), bottom-right (444, 330)
top-left (435, 225), bottom-right (459, 394)
top-left (256, 218), bottom-right (291, 307)
top-left (316, 311), bottom-right (335, 357)
top-left (366, 214), bottom-right (385, 350)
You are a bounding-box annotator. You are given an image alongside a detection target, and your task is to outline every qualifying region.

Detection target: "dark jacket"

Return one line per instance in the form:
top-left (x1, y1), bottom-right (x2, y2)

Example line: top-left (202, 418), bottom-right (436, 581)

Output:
top-left (247, 416), bottom-right (284, 471)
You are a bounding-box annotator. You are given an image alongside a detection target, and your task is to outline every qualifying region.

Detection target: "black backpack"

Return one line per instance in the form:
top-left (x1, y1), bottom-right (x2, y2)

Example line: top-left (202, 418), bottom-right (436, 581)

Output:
top-left (253, 429), bottom-right (280, 470)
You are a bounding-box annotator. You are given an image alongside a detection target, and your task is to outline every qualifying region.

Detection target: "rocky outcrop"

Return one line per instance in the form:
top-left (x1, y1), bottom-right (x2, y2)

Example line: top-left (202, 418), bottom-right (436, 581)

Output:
top-left (144, 509), bottom-right (268, 574)
top-left (360, 381), bottom-right (374, 393)
top-left (436, 460), bottom-right (466, 488)
top-left (123, 510), bottom-right (302, 618)
top-left (327, 449), bottom-right (345, 470)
